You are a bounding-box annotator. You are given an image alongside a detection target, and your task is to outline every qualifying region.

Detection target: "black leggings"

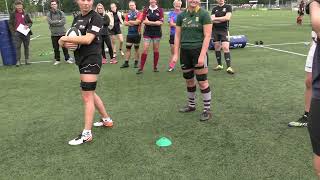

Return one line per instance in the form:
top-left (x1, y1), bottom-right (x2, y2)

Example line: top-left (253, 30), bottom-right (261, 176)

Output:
top-left (101, 35), bottom-right (114, 59)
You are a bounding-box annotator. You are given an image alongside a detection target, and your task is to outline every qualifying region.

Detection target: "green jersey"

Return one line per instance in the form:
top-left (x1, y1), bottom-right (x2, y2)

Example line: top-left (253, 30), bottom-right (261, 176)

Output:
top-left (176, 7), bottom-right (212, 49)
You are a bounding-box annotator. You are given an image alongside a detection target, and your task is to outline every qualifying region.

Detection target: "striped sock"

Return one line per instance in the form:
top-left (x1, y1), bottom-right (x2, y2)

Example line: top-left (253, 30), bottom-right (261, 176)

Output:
top-left (201, 86), bottom-right (211, 111)
top-left (187, 86), bottom-right (196, 108)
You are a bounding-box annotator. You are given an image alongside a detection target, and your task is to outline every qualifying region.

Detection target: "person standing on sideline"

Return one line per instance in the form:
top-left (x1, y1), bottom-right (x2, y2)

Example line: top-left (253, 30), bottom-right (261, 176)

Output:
top-left (47, 0), bottom-right (73, 65)
top-left (120, 1), bottom-right (142, 69)
top-left (171, 0), bottom-right (213, 121)
top-left (167, 0), bottom-right (182, 72)
top-left (297, 0), bottom-right (305, 25)
top-left (95, 3), bottom-right (115, 64)
top-left (58, 0), bottom-right (113, 146)
top-left (9, 0), bottom-right (32, 67)
top-left (109, 3), bottom-right (124, 61)
top-left (211, 0), bottom-right (235, 74)
top-left (136, 0), bottom-right (164, 74)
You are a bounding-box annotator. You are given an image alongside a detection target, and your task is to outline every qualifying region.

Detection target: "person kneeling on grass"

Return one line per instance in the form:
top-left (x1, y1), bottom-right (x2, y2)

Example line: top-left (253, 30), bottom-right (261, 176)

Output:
top-left (58, 0), bottom-right (113, 146)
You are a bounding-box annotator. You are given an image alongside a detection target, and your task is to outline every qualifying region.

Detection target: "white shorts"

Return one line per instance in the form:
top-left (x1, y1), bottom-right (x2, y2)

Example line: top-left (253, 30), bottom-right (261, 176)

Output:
top-left (305, 31), bottom-right (317, 73)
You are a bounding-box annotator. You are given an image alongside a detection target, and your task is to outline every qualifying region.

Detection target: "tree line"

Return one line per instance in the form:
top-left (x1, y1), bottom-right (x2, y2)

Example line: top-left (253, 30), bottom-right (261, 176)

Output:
top-left (1, 0), bottom-right (288, 13)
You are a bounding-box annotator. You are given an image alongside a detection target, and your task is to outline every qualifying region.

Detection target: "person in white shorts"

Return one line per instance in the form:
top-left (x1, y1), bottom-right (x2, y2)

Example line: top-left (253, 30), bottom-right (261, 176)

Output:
top-left (288, 31), bottom-right (317, 127)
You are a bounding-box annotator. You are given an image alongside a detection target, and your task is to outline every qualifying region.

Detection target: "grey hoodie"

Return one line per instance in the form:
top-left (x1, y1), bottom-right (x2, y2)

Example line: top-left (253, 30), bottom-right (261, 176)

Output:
top-left (47, 9), bottom-right (66, 36)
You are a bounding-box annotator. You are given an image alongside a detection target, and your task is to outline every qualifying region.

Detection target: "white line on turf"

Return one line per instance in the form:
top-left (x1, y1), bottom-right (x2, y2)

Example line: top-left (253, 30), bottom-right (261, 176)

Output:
top-left (246, 42), bottom-right (310, 48)
top-left (247, 43), bottom-right (307, 57)
top-left (233, 23), bottom-right (311, 29)
top-left (1, 61), bottom-right (59, 66)
top-left (30, 35), bottom-right (41, 41)
top-left (263, 42), bottom-right (310, 47)
top-left (30, 61), bottom-right (52, 64)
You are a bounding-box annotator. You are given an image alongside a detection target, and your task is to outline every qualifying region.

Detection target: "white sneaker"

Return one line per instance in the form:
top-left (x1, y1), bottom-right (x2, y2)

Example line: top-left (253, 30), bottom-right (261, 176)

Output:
top-left (120, 50), bottom-right (125, 56)
top-left (68, 133), bottom-right (93, 145)
top-left (53, 61), bottom-right (61, 65)
top-left (93, 117), bottom-right (113, 127)
top-left (66, 58), bottom-right (74, 64)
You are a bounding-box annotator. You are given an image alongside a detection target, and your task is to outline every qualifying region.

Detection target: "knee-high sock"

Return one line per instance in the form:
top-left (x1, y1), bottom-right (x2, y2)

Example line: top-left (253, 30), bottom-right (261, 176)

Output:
top-left (140, 53), bottom-right (147, 70)
top-left (215, 51), bottom-right (222, 65)
top-left (153, 51), bottom-right (159, 69)
top-left (224, 52), bottom-right (231, 67)
top-left (201, 87), bottom-right (211, 111)
top-left (187, 86), bottom-right (196, 108)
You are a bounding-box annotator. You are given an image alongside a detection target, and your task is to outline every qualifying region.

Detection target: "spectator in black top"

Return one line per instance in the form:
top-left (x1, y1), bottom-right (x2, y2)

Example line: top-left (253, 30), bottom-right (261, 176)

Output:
top-left (58, 0), bottom-right (113, 146)
top-left (95, 3), bottom-right (115, 64)
top-left (110, 3), bottom-right (124, 60)
top-left (211, 0), bottom-right (234, 74)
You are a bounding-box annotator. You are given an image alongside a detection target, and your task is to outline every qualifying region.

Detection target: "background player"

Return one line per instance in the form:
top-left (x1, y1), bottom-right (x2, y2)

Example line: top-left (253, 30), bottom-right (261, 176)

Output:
top-left (136, 0), bottom-right (164, 74)
top-left (95, 3), bottom-right (115, 64)
top-left (167, 0), bottom-right (182, 72)
top-left (110, 3), bottom-right (124, 60)
top-left (120, 1), bottom-right (142, 69)
top-left (297, 0), bottom-right (305, 25)
top-left (211, 0), bottom-right (235, 74)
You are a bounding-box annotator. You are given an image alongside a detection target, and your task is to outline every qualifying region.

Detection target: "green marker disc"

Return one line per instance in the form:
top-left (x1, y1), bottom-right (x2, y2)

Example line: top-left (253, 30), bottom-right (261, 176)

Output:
top-left (156, 137), bottom-right (172, 147)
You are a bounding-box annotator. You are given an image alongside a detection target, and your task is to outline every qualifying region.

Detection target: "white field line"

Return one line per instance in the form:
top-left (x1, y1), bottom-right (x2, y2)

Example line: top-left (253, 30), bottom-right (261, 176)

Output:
top-left (30, 35), bottom-right (41, 41)
top-left (233, 23), bottom-right (311, 29)
top-left (247, 43), bottom-right (307, 57)
top-left (0, 61), bottom-right (54, 66)
top-left (263, 42), bottom-right (310, 47)
top-left (246, 42), bottom-right (310, 48)
top-left (30, 60), bottom-right (52, 64)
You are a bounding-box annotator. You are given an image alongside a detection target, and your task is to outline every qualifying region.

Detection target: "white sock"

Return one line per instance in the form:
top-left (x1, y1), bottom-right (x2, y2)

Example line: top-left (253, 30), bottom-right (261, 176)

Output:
top-left (82, 129), bottom-right (91, 136)
top-left (102, 117), bottom-right (112, 122)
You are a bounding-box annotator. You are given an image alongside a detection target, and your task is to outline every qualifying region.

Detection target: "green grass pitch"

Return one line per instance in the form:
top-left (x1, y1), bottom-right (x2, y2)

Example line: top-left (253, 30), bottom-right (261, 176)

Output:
top-left (0, 10), bottom-right (316, 179)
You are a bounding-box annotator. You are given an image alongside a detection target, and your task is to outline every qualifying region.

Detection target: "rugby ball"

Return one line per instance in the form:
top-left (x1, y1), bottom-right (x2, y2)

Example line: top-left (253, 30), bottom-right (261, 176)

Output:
top-left (65, 27), bottom-right (82, 51)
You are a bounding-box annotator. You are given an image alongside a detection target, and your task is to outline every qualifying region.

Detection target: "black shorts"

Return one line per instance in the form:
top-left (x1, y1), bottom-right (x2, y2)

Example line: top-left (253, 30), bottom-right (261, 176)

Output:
top-left (180, 48), bottom-right (208, 70)
top-left (308, 98), bottom-right (320, 156)
top-left (169, 35), bottom-right (174, 45)
top-left (213, 30), bottom-right (229, 42)
top-left (298, 10), bottom-right (304, 16)
top-left (110, 25), bottom-right (122, 35)
top-left (127, 35), bottom-right (141, 44)
top-left (78, 54), bottom-right (102, 74)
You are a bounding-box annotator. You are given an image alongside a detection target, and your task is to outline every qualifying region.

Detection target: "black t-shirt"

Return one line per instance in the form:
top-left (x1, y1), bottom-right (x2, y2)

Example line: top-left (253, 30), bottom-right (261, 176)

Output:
top-left (211, 4), bottom-right (232, 31)
top-left (113, 11), bottom-right (120, 25)
top-left (99, 13), bottom-right (110, 36)
top-left (72, 10), bottom-right (102, 64)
